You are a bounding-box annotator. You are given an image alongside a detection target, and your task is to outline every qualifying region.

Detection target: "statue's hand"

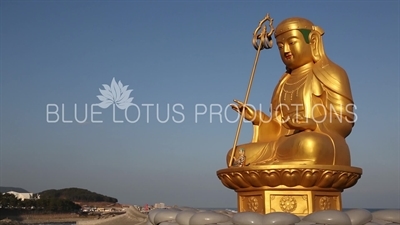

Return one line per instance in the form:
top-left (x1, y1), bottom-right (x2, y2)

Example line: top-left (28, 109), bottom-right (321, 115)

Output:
top-left (230, 99), bottom-right (259, 123)
top-left (285, 113), bottom-right (316, 131)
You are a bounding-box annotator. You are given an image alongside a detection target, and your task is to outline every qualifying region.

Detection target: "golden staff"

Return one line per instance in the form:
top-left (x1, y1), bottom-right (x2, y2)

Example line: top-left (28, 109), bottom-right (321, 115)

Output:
top-left (229, 14), bottom-right (275, 167)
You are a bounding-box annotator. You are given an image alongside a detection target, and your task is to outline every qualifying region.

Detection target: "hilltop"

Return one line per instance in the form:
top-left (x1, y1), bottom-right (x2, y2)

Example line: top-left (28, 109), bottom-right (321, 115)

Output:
top-left (0, 186), bottom-right (118, 204)
top-left (39, 187), bottom-right (118, 203)
top-left (1, 187), bottom-right (122, 215)
top-left (0, 186), bottom-right (29, 193)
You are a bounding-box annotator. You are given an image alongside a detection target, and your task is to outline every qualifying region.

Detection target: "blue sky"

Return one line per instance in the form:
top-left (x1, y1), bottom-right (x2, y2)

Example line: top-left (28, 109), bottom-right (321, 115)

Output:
top-left (1, 1), bottom-right (399, 209)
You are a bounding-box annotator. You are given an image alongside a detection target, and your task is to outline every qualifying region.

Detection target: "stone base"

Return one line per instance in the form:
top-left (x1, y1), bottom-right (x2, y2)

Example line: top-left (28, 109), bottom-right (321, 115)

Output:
top-left (237, 189), bottom-right (341, 216)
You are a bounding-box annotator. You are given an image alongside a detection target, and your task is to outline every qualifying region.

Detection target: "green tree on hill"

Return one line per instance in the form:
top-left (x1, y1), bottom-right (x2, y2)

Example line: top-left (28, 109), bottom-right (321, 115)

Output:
top-left (39, 188), bottom-right (118, 203)
top-left (0, 192), bottom-right (81, 212)
top-left (0, 193), bottom-right (21, 207)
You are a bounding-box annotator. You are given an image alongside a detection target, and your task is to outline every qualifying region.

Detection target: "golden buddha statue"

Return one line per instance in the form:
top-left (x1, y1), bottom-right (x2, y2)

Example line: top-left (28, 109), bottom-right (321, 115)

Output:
top-left (227, 17), bottom-right (355, 166)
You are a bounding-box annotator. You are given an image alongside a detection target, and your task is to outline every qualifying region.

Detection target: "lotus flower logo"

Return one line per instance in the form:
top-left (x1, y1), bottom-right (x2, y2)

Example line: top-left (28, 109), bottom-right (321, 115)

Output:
top-left (97, 78), bottom-right (134, 110)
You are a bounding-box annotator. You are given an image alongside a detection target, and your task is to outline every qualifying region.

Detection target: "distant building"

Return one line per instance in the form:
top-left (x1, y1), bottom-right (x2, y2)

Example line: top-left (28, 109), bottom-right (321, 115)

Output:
top-left (154, 203), bottom-right (165, 209)
top-left (6, 191), bottom-right (40, 201)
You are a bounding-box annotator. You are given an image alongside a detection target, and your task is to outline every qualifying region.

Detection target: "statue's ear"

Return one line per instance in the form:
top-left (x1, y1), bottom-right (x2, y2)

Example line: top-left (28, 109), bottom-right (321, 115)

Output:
top-left (309, 30), bottom-right (321, 62)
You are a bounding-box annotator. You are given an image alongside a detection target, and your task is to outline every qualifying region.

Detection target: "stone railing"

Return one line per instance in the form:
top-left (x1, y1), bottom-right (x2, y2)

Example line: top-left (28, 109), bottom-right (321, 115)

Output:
top-left (146, 208), bottom-right (399, 225)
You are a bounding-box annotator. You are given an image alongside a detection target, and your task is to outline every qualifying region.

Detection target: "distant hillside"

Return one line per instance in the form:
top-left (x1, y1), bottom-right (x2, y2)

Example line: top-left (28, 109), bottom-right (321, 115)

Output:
top-left (39, 187), bottom-right (118, 203)
top-left (0, 186), bottom-right (29, 193)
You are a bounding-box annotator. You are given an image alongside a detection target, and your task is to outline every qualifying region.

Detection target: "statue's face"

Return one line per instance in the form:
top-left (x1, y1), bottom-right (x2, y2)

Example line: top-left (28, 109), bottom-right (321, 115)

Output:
top-left (276, 30), bottom-right (313, 70)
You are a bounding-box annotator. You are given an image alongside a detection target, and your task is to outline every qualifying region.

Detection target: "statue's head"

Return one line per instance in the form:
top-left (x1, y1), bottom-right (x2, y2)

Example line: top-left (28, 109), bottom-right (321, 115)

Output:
top-left (274, 17), bottom-right (325, 71)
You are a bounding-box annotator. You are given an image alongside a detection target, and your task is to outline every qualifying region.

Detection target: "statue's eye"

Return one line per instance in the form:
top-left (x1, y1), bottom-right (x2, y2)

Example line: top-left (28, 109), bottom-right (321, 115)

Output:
top-left (289, 41), bottom-right (296, 45)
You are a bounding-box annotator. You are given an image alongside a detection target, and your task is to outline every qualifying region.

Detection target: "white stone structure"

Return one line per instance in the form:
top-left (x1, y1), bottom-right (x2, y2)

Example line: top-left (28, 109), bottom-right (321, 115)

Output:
top-left (6, 191), bottom-right (38, 201)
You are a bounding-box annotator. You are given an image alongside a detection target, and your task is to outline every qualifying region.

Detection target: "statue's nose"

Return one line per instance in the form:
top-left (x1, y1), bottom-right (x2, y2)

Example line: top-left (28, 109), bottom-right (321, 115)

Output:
top-left (284, 43), bottom-right (290, 53)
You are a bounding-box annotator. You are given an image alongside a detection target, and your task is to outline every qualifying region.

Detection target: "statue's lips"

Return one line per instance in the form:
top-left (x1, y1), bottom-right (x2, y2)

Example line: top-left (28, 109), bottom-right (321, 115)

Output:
top-left (285, 54), bottom-right (293, 59)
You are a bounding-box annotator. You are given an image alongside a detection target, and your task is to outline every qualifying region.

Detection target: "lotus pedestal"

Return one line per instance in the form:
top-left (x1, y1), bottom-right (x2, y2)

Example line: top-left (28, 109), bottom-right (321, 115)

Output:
top-left (216, 165), bottom-right (362, 216)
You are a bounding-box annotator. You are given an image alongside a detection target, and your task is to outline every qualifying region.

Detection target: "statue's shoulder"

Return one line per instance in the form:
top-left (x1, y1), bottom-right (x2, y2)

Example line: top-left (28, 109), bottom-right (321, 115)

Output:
top-left (277, 72), bottom-right (290, 85)
top-left (273, 72), bottom-right (290, 92)
top-left (312, 58), bottom-right (353, 101)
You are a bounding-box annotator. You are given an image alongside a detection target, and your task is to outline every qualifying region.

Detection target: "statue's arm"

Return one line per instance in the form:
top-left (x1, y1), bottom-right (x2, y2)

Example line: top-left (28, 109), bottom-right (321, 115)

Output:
top-left (252, 110), bottom-right (285, 143)
top-left (315, 90), bottom-right (355, 138)
top-left (251, 110), bottom-right (270, 126)
top-left (311, 61), bottom-right (355, 134)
